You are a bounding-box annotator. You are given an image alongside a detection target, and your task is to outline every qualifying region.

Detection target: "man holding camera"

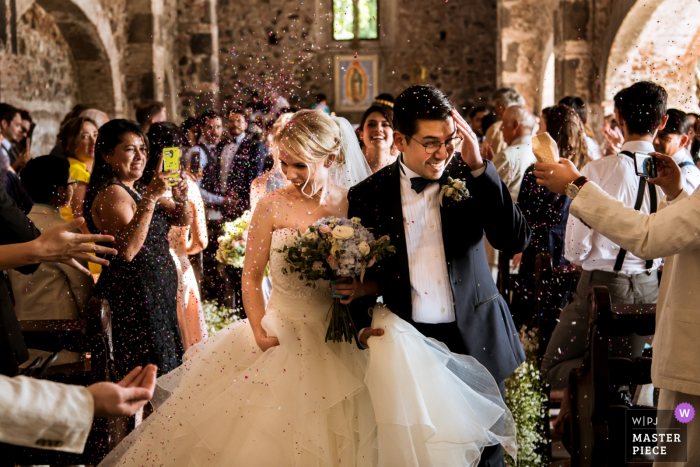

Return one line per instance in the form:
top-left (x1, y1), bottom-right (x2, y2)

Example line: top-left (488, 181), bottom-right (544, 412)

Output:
top-left (540, 82), bottom-right (668, 409)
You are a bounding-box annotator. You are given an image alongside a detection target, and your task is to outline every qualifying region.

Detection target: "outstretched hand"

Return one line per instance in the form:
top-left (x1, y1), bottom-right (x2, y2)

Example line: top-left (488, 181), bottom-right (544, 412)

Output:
top-left (34, 217), bottom-right (118, 275)
top-left (533, 159), bottom-right (582, 195)
top-left (648, 152), bottom-right (683, 200)
top-left (88, 365), bottom-right (157, 418)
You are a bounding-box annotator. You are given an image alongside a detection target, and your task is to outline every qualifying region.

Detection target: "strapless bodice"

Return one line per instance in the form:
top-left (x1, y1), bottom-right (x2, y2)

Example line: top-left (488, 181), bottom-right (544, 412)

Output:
top-left (266, 227), bottom-right (333, 322)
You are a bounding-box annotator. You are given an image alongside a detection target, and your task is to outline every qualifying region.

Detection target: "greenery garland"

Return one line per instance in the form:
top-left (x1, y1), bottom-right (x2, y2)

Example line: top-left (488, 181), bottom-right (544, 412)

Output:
top-left (505, 326), bottom-right (550, 467)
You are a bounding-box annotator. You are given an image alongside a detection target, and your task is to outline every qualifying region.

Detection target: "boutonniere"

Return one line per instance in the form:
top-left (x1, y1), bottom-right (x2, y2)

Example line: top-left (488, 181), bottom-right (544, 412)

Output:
top-left (439, 177), bottom-right (470, 207)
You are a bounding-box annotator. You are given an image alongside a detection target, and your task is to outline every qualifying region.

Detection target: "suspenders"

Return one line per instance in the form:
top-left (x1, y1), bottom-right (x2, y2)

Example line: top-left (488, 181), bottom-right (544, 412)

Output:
top-left (615, 151), bottom-right (657, 274)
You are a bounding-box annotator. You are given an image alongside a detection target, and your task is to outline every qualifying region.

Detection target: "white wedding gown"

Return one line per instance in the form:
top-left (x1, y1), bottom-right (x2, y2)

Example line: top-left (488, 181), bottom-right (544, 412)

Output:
top-left (99, 228), bottom-right (517, 467)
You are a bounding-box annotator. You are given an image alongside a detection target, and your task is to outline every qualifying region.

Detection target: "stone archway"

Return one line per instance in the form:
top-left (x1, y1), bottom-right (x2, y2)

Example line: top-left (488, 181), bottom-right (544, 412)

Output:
top-left (19, 0), bottom-right (125, 117)
top-left (603, 0), bottom-right (700, 112)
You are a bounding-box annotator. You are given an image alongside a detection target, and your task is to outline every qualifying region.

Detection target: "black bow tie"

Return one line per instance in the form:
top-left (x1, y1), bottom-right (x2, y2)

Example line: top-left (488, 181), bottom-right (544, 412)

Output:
top-left (410, 173), bottom-right (448, 194)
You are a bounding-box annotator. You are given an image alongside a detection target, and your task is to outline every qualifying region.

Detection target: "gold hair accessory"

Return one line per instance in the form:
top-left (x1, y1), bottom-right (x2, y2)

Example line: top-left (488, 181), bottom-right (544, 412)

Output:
top-left (373, 99), bottom-right (394, 108)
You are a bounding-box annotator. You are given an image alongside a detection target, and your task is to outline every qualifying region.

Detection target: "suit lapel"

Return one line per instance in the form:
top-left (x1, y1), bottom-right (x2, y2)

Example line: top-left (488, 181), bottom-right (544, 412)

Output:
top-left (388, 158), bottom-right (411, 287)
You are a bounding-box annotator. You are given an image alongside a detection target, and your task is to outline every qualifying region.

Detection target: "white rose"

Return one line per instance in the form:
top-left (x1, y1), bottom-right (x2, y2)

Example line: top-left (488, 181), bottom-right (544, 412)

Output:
top-left (312, 261), bottom-right (325, 271)
top-left (304, 230), bottom-right (319, 241)
top-left (445, 187), bottom-right (455, 197)
top-left (357, 241), bottom-right (370, 255)
top-left (332, 225), bottom-right (355, 240)
top-left (453, 180), bottom-right (466, 190)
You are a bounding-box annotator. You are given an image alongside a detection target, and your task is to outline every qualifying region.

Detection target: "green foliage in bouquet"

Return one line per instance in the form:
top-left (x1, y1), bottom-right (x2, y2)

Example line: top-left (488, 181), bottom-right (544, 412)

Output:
top-left (202, 300), bottom-right (243, 335)
top-left (216, 211), bottom-right (252, 269)
top-left (504, 326), bottom-right (550, 467)
top-left (277, 216), bottom-right (395, 343)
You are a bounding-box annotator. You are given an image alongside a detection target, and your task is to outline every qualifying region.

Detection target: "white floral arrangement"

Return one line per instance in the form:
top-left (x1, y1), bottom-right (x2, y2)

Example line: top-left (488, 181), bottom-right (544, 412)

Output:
top-left (504, 326), bottom-right (550, 467)
top-left (215, 210), bottom-right (252, 269)
top-left (202, 300), bottom-right (243, 335)
top-left (439, 177), bottom-right (470, 206)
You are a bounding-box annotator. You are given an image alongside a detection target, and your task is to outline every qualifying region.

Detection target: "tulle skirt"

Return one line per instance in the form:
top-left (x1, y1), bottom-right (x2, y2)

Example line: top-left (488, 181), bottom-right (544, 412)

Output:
top-left (98, 304), bottom-right (516, 467)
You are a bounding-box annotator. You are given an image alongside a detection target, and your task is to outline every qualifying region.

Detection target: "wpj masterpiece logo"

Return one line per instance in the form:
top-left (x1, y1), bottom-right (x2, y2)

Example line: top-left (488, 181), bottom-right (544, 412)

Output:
top-left (625, 404), bottom-right (692, 463)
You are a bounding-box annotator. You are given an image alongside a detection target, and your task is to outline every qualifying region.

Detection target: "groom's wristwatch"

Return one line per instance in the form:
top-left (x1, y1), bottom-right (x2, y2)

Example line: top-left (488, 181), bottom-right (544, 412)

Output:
top-left (565, 176), bottom-right (589, 199)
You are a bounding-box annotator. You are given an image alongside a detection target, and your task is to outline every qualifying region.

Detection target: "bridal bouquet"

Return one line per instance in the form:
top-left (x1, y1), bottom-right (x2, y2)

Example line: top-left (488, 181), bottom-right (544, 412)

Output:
top-left (216, 210), bottom-right (252, 268)
top-left (278, 216), bottom-right (395, 343)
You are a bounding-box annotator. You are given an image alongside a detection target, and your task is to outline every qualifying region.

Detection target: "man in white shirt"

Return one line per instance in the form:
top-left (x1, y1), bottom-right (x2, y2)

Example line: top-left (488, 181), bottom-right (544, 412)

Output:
top-left (541, 81), bottom-right (669, 394)
top-left (654, 108), bottom-right (700, 194)
top-left (481, 87), bottom-right (525, 157)
top-left (494, 105), bottom-right (537, 201)
top-left (559, 95), bottom-right (602, 161)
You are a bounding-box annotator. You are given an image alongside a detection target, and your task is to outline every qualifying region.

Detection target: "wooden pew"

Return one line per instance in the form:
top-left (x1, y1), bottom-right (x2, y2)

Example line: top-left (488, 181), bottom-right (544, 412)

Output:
top-left (12, 298), bottom-right (121, 466)
top-left (568, 286), bottom-right (656, 467)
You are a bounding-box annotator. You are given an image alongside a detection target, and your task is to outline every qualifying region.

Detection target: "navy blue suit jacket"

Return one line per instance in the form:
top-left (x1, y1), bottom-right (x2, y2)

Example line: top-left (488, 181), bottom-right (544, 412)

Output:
top-left (347, 157), bottom-right (529, 382)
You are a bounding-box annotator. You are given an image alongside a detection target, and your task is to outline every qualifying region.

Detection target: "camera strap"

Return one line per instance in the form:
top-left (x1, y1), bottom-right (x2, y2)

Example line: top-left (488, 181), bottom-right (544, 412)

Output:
top-left (614, 151), bottom-right (657, 273)
top-left (679, 161), bottom-right (695, 168)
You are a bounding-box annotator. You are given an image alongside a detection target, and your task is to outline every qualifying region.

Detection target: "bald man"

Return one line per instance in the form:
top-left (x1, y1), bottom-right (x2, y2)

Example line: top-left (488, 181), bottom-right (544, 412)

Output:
top-left (494, 105), bottom-right (537, 201)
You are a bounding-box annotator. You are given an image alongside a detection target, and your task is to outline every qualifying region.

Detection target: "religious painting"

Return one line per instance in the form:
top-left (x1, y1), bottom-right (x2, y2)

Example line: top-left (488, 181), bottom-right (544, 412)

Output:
top-left (334, 55), bottom-right (378, 111)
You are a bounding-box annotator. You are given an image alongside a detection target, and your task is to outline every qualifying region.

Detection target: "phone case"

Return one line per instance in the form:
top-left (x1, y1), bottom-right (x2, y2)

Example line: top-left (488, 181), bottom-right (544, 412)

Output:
top-left (162, 147), bottom-right (181, 186)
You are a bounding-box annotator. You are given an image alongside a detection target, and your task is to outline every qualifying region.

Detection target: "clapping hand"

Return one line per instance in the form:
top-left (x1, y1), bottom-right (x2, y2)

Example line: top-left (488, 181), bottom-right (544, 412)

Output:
top-left (88, 365), bottom-right (157, 418)
top-left (452, 109), bottom-right (484, 170)
top-left (34, 217), bottom-right (118, 275)
top-left (648, 153), bottom-right (683, 200)
top-left (602, 126), bottom-right (624, 155)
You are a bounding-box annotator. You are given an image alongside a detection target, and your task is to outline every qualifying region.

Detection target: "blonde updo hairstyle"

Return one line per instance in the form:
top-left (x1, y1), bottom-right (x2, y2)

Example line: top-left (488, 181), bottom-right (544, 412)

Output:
top-left (268, 112), bottom-right (294, 164)
top-left (274, 109), bottom-right (347, 197)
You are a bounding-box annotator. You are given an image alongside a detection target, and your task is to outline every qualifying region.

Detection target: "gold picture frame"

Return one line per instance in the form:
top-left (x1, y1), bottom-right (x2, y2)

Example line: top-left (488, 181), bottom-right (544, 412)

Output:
top-left (334, 54), bottom-right (379, 112)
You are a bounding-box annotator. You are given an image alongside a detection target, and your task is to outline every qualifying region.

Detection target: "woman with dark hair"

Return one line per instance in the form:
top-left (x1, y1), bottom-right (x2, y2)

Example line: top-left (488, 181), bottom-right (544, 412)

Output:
top-left (142, 122), bottom-right (208, 350)
top-left (84, 119), bottom-right (189, 378)
top-left (511, 104), bottom-right (588, 330)
top-left (358, 104), bottom-right (397, 172)
top-left (58, 116), bottom-right (98, 230)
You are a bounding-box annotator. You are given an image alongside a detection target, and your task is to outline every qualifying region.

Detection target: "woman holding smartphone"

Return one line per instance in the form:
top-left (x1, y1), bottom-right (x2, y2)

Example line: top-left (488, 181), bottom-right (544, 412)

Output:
top-left (84, 119), bottom-right (190, 378)
top-left (142, 122), bottom-right (209, 350)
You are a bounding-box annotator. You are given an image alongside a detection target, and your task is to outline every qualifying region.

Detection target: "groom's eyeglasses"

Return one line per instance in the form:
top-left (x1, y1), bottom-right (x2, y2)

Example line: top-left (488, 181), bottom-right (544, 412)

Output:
top-left (405, 134), bottom-right (463, 155)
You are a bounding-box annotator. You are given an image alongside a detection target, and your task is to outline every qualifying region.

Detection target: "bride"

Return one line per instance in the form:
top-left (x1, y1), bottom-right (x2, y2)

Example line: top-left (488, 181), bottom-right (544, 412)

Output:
top-left (99, 110), bottom-right (516, 467)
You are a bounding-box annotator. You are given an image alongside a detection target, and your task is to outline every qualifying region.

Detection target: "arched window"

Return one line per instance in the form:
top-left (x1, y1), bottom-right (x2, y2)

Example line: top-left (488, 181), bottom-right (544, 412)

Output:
top-left (541, 52), bottom-right (555, 109)
top-left (333, 0), bottom-right (378, 41)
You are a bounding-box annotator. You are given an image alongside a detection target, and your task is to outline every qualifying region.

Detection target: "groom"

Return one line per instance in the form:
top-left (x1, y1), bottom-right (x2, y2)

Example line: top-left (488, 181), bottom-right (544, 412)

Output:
top-left (346, 85), bottom-right (529, 467)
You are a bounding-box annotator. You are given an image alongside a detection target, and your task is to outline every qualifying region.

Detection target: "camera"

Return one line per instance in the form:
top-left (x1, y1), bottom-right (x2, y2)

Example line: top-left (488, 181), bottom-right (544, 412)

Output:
top-left (633, 152), bottom-right (658, 179)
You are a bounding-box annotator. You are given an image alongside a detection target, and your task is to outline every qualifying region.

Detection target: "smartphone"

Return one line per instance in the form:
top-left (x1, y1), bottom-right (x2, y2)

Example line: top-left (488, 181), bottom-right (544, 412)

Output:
top-left (162, 147), bottom-right (181, 186)
top-left (633, 152), bottom-right (657, 179)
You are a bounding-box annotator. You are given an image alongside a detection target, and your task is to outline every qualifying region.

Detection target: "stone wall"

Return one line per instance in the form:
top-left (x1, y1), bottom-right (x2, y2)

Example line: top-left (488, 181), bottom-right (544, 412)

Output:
top-left (0, 3), bottom-right (79, 155)
top-left (215, 0), bottom-right (500, 123)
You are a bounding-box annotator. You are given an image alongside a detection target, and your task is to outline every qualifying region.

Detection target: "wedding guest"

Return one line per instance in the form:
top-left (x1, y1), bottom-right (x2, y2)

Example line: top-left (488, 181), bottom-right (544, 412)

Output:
top-left (0, 104), bottom-right (29, 171)
top-left (57, 116), bottom-right (98, 229)
top-left (9, 156), bottom-right (93, 367)
top-left (559, 95), bottom-right (602, 161)
top-left (511, 104), bottom-right (588, 330)
top-left (84, 119), bottom-right (189, 378)
top-left (15, 109), bottom-right (33, 157)
top-left (358, 103), bottom-right (397, 173)
top-left (534, 149), bottom-right (700, 467)
top-left (181, 116), bottom-right (201, 149)
top-left (186, 110), bottom-right (236, 221)
top-left (481, 87), bottom-right (525, 156)
top-left (653, 109), bottom-right (700, 195)
top-left (541, 83), bottom-right (666, 432)
top-left (136, 100), bottom-right (166, 133)
top-left (535, 107), bottom-right (552, 135)
top-left (492, 105), bottom-right (537, 201)
top-left (686, 112), bottom-right (700, 164)
top-left (80, 108), bottom-right (110, 128)
top-left (250, 112), bottom-right (293, 212)
top-left (372, 93), bottom-right (395, 107)
top-left (468, 106), bottom-right (491, 143)
top-left (218, 108), bottom-right (266, 215)
top-left (311, 93), bottom-right (330, 114)
top-left (48, 104), bottom-right (88, 158)
top-left (141, 122), bottom-right (209, 349)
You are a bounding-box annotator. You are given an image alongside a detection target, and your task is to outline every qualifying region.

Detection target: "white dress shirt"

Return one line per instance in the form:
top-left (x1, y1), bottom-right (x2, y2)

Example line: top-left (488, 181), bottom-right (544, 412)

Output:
top-left (585, 135), bottom-right (602, 161)
top-left (185, 144), bottom-right (224, 206)
top-left (0, 375), bottom-right (93, 453)
top-left (673, 148), bottom-right (700, 195)
top-left (564, 140), bottom-right (664, 274)
top-left (493, 135), bottom-right (536, 202)
top-left (399, 158), bottom-right (486, 323)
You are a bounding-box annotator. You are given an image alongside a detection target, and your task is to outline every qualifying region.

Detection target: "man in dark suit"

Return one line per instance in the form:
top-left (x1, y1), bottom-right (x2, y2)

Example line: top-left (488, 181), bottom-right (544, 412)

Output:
top-left (345, 85), bottom-right (530, 467)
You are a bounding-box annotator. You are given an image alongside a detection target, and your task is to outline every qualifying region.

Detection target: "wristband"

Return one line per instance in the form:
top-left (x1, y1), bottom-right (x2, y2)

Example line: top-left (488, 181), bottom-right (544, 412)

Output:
top-left (142, 195), bottom-right (158, 204)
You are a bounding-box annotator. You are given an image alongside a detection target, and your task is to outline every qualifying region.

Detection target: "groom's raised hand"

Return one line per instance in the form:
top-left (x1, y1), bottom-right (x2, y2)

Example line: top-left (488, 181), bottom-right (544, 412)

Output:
top-left (452, 109), bottom-right (485, 171)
